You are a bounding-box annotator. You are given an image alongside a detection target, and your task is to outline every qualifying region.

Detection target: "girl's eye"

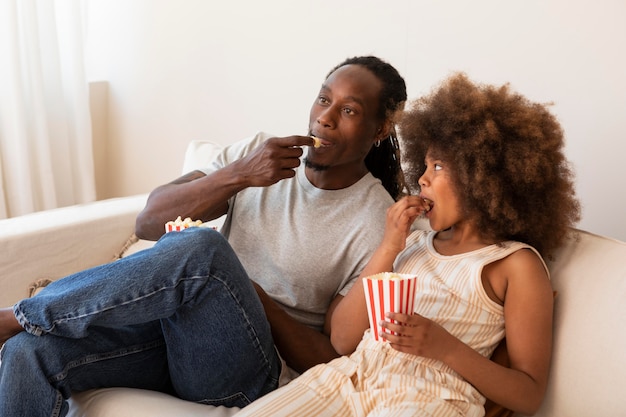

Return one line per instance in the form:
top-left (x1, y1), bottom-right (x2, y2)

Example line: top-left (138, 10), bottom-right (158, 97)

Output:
top-left (434, 163), bottom-right (443, 171)
top-left (343, 107), bottom-right (355, 115)
top-left (318, 96), bottom-right (329, 105)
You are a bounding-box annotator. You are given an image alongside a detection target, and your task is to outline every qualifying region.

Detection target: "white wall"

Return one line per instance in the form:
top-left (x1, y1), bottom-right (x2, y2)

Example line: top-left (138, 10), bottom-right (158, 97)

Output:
top-left (84, 0), bottom-right (626, 242)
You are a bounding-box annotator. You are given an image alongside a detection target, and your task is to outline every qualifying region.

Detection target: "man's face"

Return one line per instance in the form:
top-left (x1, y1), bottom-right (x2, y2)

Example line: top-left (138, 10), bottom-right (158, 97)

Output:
top-left (306, 65), bottom-right (384, 177)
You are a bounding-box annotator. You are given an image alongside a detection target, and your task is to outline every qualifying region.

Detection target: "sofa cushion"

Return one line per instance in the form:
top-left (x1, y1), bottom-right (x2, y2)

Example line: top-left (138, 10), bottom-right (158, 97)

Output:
top-left (0, 194), bottom-right (148, 307)
top-left (68, 388), bottom-right (240, 417)
top-left (518, 229), bottom-right (626, 416)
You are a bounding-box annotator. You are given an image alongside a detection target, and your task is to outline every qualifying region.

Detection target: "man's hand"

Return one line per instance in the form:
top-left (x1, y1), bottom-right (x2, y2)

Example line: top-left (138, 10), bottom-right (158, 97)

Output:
top-left (231, 136), bottom-right (314, 187)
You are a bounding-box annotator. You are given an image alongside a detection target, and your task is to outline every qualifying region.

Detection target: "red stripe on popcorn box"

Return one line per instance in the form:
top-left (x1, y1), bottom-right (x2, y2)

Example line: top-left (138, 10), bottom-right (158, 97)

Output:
top-left (363, 273), bottom-right (417, 342)
top-left (165, 217), bottom-right (218, 233)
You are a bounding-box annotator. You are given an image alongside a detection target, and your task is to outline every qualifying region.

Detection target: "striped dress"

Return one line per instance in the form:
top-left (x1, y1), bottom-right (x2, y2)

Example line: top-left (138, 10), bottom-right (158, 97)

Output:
top-left (235, 230), bottom-right (545, 417)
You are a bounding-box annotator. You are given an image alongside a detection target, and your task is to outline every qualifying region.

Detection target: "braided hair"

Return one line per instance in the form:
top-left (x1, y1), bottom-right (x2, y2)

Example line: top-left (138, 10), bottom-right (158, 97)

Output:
top-left (327, 56), bottom-right (407, 200)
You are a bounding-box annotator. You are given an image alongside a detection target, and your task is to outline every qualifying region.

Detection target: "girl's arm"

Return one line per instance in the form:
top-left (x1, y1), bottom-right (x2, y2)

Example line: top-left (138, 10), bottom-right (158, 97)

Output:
top-left (328, 196), bottom-right (427, 355)
top-left (383, 249), bottom-right (553, 415)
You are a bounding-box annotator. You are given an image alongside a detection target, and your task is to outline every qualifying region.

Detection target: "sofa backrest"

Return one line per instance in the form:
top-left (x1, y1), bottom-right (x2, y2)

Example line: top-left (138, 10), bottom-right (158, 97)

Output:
top-left (526, 229), bottom-right (626, 416)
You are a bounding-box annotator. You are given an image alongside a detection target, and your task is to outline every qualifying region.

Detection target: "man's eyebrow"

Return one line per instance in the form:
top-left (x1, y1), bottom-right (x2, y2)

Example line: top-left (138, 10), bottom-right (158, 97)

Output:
top-left (344, 96), bottom-right (366, 107)
top-left (319, 84), bottom-right (366, 107)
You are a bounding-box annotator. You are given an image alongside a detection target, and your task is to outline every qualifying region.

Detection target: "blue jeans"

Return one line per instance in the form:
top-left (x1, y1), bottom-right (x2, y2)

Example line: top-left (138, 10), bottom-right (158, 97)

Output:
top-left (0, 228), bottom-right (281, 417)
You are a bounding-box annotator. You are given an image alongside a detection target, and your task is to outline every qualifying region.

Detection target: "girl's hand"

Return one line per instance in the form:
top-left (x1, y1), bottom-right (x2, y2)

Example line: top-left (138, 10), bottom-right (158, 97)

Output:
top-left (380, 196), bottom-right (432, 254)
top-left (330, 196), bottom-right (432, 355)
top-left (380, 312), bottom-right (458, 361)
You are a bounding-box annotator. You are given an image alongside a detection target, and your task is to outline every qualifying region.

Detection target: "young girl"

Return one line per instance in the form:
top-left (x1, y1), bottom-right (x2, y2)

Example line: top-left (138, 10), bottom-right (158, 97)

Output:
top-left (233, 73), bottom-right (581, 417)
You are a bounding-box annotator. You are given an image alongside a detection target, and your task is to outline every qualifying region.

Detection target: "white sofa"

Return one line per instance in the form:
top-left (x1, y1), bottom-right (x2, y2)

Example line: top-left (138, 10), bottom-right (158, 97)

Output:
top-left (1, 140), bottom-right (626, 417)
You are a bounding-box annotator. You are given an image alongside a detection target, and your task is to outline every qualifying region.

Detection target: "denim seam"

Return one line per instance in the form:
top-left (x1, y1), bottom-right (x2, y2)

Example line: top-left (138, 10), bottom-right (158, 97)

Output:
top-left (51, 391), bottom-right (64, 417)
top-left (21, 276), bottom-right (219, 335)
top-left (197, 391), bottom-right (251, 407)
top-left (47, 339), bottom-right (166, 384)
top-left (210, 273), bottom-right (275, 374)
top-left (13, 303), bottom-right (43, 336)
top-left (50, 282), bottom-right (199, 329)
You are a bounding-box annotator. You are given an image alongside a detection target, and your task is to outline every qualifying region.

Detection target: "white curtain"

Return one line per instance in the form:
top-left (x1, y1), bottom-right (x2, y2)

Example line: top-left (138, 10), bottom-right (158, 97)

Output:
top-left (0, 0), bottom-right (95, 219)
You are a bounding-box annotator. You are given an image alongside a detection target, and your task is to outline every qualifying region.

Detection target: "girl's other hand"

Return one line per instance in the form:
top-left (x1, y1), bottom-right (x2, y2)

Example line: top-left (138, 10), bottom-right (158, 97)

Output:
top-left (380, 311), bottom-right (458, 362)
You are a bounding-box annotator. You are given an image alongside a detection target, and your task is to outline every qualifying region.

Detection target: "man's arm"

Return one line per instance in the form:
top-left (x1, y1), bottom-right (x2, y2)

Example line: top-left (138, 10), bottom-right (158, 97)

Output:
top-left (134, 170), bottom-right (228, 241)
top-left (135, 135), bottom-right (314, 240)
top-left (252, 282), bottom-right (340, 373)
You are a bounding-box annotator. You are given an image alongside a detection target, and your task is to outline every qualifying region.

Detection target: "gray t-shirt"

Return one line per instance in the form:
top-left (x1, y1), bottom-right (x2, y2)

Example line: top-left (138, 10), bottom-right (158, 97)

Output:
top-left (203, 132), bottom-right (394, 331)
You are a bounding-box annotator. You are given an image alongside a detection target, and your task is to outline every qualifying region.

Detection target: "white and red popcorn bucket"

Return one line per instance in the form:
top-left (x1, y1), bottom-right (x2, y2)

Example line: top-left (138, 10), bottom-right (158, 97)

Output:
top-left (363, 273), bottom-right (417, 342)
top-left (165, 216), bottom-right (201, 233)
top-left (165, 218), bottom-right (217, 233)
top-left (165, 223), bottom-right (187, 233)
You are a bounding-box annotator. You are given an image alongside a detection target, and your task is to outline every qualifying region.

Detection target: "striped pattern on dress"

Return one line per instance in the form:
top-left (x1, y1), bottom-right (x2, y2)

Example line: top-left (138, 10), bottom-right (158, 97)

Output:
top-left (235, 230), bottom-right (546, 417)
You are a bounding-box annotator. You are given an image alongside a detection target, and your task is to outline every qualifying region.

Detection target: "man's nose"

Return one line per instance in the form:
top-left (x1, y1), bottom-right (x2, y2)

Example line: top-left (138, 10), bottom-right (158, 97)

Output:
top-left (316, 107), bottom-right (337, 128)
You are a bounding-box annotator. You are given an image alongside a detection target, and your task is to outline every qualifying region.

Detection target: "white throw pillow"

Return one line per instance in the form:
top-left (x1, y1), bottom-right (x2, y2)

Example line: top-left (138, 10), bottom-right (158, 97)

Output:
top-left (182, 140), bottom-right (223, 174)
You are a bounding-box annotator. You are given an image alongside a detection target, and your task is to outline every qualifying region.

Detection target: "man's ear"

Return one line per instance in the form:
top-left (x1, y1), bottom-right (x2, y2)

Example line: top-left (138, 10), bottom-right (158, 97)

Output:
top-left (375, 119), bottom-right (394, 142)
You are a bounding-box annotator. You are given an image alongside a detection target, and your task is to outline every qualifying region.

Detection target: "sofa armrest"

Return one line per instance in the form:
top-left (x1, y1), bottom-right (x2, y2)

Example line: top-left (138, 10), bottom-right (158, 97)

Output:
top-left (0, 194), bottom-right (148, 307)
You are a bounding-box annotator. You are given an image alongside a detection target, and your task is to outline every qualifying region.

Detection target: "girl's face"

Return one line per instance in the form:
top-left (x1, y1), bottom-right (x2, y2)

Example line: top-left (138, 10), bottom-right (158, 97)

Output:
top-left (418, 150), bottom-right (463, 231)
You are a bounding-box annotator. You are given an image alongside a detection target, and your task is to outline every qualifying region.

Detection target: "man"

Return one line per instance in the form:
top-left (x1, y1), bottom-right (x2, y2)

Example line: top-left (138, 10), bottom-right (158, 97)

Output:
top-left (0, 56), bottom-right (407, 417)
